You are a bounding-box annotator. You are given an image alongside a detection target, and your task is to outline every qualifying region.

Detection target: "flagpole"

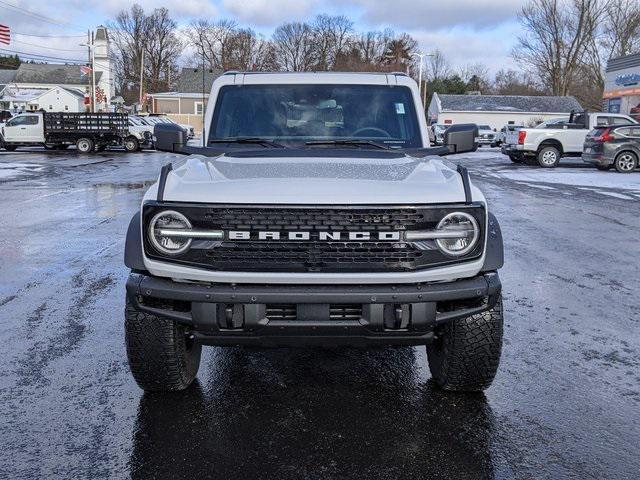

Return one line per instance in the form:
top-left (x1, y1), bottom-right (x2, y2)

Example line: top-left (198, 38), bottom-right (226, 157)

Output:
top-left (91, 31), bottom-right (96, 113)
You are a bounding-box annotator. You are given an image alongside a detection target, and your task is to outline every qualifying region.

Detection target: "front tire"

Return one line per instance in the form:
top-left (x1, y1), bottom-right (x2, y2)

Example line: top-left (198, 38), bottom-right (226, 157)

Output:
top-left (125, 298), bottom-right (202, 392)
top-left (537, 146), bottom-right (560, 168)
top-left (76, 137), bottom-right (94, 153)
top-left (124, 136), bottom-right (139, 152)
top-left (614, 151), bottom-right (637, 173)
top-left (427, 295), bottom-right (503, 392)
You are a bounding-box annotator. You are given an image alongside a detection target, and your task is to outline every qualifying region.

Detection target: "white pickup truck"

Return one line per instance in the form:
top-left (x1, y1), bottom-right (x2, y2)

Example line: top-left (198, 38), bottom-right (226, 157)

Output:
top-left (501, 111), bottom-right (637, 167)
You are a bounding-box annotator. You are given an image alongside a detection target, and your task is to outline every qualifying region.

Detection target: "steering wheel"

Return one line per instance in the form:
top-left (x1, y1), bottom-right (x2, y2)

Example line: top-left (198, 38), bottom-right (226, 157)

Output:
top-left (351, 126), bottom-right (392, 138)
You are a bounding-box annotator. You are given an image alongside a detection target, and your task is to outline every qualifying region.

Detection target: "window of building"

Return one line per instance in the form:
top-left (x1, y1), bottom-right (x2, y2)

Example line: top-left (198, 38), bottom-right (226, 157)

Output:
top-left (195, 101), bottom-right (204, 115)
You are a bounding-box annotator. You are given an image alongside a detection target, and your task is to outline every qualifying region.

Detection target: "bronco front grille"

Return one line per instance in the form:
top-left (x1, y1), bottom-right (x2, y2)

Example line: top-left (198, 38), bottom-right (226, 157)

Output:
top-left (143, 203), bottom-right (485, 273)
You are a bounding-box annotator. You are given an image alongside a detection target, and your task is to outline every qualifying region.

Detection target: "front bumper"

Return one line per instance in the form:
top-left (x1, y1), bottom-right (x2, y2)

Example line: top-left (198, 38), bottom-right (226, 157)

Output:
top-left (126, 271), bottom-right (501, 347)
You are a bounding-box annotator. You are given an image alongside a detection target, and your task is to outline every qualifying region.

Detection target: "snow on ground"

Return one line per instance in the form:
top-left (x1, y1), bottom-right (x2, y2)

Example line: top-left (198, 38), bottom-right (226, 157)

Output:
top-left (488, 169), bottom-right (640, 191)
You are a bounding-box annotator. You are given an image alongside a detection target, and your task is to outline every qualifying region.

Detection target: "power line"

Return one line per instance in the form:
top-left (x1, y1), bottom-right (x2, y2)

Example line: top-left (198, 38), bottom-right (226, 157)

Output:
top-left (13, 31), bottom-right (87, 38)
top-left (0, 0), bottom-right (83, 28)
top-left (0, 48), bottom-right (86, 63)
top-left (10, 39), bottom-right (86, 53)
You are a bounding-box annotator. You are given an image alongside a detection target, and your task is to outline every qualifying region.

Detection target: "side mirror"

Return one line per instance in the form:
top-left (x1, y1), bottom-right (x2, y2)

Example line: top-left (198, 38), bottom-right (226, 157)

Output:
top-left (154, 123), bottom-right (188, 153)
top-left (444, 123), bottom-right (478, 154)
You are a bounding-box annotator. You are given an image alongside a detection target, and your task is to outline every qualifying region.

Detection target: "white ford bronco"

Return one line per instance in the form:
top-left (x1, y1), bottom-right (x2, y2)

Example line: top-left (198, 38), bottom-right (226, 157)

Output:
top-left (124, 72), bottom-right (504, 393)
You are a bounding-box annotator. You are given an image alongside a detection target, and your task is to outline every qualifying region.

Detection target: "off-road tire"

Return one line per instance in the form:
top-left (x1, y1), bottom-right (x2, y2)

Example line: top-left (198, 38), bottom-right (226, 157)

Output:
top-left (76, 137), bottom-right (94, 154)
top-left (124, 136), bottom-right (139, 152)
top-left (537, 146), bottom-right (560, 168)
top-left (125, 298), bottom-right (202, 392)
top-left (614, 151), bottom-right (637, 173)
top-left (427, 295), bottom-right (503, 392)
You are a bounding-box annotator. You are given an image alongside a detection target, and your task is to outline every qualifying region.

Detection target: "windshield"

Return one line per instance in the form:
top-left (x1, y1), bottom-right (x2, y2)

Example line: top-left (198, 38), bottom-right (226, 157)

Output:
top-left (209, 84), bottom-right (422, 148)
top-left (478, 125), bottom-right (491, 130)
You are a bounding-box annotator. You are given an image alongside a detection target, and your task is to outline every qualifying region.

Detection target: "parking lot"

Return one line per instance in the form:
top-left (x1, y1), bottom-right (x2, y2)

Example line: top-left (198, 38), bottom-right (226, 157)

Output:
top-left (1, 147), bottom-right (639, 479)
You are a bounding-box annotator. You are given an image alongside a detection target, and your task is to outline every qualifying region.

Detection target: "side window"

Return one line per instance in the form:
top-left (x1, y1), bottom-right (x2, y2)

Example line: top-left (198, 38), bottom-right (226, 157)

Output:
top-left (615, 127), bottom-right (632, 136)
top-left (610, 116), bottom-right (631, 126)
top-left (7, 116), bottom-right (27, 126)
top-left (595, 116), bottom-right (610, 126)
top-left (629, 127), bottom-right (640, 137)
top-left (25, 116), bottom-right (39, 125)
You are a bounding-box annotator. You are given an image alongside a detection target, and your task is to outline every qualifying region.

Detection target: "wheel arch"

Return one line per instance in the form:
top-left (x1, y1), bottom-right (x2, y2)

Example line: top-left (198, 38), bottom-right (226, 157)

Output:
top-left (124, 211), bottom-right (147, 272)
top-left (538, 139), bottom-right (563, 154)
top-left (481, 212), bottom-right (504, 272)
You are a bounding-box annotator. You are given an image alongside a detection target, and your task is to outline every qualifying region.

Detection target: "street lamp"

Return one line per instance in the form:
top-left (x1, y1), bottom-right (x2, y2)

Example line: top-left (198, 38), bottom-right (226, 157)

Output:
top-left (79, 40), bottom-right (97, 113)
top-left (411, 52), bottom-right (434, 107)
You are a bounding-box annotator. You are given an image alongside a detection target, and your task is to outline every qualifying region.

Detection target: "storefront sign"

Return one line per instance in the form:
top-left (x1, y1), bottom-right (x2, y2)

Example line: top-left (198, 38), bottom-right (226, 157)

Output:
top-left (615, 73), bottom-right (640, 86)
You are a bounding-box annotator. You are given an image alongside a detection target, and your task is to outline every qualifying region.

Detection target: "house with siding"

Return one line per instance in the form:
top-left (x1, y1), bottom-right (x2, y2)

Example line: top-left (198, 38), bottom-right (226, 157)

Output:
top-left (428, 93), bottom-right (583, 130)
top-left (149, 68), bottom-right (222, 132)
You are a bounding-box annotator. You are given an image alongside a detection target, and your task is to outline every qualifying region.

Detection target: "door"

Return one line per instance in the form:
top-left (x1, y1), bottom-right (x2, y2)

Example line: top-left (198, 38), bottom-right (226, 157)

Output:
top-left (2, 114), bottom-right (44, 143)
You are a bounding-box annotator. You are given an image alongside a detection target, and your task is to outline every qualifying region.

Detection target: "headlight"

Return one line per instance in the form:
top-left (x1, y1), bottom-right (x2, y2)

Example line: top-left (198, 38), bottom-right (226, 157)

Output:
top-left (435, 211), bottom-right (480, 257)
top-left (148, 210), bottom-right (192, 255)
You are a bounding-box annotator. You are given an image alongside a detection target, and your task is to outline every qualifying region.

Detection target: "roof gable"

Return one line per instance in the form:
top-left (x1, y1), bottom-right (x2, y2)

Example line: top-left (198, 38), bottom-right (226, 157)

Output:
top-left (436, 94), bottom-right (582, 113)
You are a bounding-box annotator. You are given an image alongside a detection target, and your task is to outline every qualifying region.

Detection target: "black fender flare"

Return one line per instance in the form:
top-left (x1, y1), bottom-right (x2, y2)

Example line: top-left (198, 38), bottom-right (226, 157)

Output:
top-left (481, 212), bottom-right (504, 272)
top-left (124, 211), bottom-right (146, 271)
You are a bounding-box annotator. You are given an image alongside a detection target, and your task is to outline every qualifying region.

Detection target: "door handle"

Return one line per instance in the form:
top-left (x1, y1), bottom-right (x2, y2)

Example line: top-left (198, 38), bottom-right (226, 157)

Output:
top-left (20, 127), bottom-right (26, 130)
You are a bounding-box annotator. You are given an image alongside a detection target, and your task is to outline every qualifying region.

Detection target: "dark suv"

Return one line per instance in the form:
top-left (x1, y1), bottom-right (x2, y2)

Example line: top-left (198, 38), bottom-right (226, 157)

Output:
top-left (583, 124), bottom-right (640, 173)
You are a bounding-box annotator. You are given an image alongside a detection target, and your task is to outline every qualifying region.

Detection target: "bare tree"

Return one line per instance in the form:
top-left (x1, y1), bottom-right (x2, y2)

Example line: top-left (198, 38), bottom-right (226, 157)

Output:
top-left (272, 22), bottom-right (316, 71)
top-left (186, 19), bottom-right (238, 70)
top-left (425, 49), bottom-right (451, 82)
top-left (514, 0), bottom-right (602, 96)
top-left (493, 69), bottom-right (546, 95)
top-left (459, 63), bottom-right (491, 92)
top-left (601, 0), bottom-right (640, 57)
top-left (382, 32), bottom-right (417, 72)
top-left (311, 15), bottom-right (353, 70)
top-left (109, 4), bottom-right (182, 104)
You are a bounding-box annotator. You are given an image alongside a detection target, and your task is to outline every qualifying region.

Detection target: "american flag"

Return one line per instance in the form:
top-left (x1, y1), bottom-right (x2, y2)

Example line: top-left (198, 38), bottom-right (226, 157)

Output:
top-left (0, 24), bottom-right (9, 45)
top-left (80, 65), bottom-right (92, 76)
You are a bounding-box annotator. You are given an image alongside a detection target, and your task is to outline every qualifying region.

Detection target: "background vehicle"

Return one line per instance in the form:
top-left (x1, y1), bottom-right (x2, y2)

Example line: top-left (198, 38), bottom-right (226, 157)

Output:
top-left (124, 72), bottom-right (504, 395)
top-left (126, 116), bottom-right (154, 151)
top-left (0, 110), bottom-right (12, 123)
top-left (583, 124), bottom-right (640, 173)
top-left (431, 123), bottom-right (448, 145)
top-left (476, 124), bottom-right (496, 147)
top-left (142, 114), bottom-right (195, 139)
top-left (0, 112), bottom-right (128, 153)
top-left (501, 111), bottom-right (637, 167)
top-left (493, 124), bottom-right (523, 147)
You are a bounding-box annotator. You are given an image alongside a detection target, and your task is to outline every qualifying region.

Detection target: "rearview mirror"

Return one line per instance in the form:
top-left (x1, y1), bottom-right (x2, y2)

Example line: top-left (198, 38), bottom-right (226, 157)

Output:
top-left (444, 124), bottom-right (478, 154)
top-left (154, 123), bottom-right (188, 153)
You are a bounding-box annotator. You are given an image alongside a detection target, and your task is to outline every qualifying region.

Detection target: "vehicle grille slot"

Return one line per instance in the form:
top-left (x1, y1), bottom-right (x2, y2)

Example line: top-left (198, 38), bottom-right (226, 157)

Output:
top-left (265, 304), bottom-right (297, 320)
top-left (329, 304), bottom-right (363, 320)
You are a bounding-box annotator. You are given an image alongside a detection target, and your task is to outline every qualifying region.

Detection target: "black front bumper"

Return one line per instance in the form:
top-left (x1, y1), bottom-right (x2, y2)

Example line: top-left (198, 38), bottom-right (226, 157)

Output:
top-left (126, 272), bottom-right (501, 347)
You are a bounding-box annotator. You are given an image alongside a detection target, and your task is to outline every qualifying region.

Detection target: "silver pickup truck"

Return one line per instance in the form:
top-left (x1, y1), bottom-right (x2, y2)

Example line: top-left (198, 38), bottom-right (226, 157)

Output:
top-left (124, 72), bottom-right (504, 394)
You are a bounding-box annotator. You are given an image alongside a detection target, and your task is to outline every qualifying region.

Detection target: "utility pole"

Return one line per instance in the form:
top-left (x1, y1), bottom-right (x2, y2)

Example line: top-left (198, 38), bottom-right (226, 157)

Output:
top-left (201, 45), bottom-right (206, 145)
top-left (91, 31), bottom-right (96, 113)
top-left (139, 48), bottom-right (145, 112)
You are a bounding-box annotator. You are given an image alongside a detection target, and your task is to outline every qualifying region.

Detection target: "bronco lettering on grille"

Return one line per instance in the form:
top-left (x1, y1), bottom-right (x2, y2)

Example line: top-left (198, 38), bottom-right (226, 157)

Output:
top-left (227, 231), bottom-right (401, 241)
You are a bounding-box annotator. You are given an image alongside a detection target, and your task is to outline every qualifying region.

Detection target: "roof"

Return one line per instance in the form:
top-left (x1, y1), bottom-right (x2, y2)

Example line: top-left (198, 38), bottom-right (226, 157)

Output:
top-left (606, 53), bottom-right (640, 73)
top-left (435, 94), bottom-right (582, 113)
top-left (13, 64), bottom-right (101, 86)
top-left (0, 85), bottom-right (85, 102)
top-left (0, 69), bottom-right (17, 86)
top-left (149, 92), bottom-right (209, 98)
top-left (178, 67), bottom-right (222, 93)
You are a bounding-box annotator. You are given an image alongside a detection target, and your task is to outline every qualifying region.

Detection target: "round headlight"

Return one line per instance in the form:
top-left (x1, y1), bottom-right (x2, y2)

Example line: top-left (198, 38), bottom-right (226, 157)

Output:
top-left (149, 210), bottom-right (192, 255)
top-left (435, 212), bottom-right (480, 257)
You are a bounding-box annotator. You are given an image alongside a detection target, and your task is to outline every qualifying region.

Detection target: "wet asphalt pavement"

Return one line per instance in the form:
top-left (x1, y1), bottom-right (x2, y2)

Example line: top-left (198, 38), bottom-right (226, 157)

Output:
top-left (0, 147), bottom-right (639, 479)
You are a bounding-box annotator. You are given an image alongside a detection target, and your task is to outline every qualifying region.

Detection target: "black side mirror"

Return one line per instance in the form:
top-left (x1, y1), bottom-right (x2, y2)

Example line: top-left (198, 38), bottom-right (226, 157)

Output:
top-left (154, 123), bottom-right (188, 153)
top-left (444, 124), bottom-right (478, 154)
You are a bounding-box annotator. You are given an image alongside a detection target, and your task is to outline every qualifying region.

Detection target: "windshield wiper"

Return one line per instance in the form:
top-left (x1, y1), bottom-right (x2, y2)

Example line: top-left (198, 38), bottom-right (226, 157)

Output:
top-left (305, 139), bottom-right (390, 150)
top-left (209, 137), bottom-right (286, 148)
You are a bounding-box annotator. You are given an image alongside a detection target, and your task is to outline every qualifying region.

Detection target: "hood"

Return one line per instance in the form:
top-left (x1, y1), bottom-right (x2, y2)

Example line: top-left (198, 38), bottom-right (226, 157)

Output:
top-left (151, 152), bottom-right (470, 205)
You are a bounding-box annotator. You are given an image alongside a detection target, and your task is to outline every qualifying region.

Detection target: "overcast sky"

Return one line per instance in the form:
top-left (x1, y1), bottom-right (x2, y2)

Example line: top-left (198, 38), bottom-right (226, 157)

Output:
top-left (0, 0), bottom-right (527, 74)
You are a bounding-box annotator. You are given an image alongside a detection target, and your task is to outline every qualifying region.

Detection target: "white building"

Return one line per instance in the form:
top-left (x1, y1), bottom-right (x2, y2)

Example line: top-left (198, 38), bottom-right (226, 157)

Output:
top-left (0, 86), bottom-right (84, 112)
top-left (428, 93), bottom-right (583, 130)
top-left (603, 53), bottom-right (640, 120)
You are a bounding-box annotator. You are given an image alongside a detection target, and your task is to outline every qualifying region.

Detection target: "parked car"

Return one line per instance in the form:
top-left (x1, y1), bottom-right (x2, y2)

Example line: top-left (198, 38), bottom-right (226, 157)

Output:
top-left (142, 115), bottom-right (195, 139)
top-left (123, 71), bottom-right (505, 394)
top-left (476, 125), bottom-right (496, 147)
top-left (583, 124), bottom-right (640, 173)
top-left (501, 111), bottom-right (637, 167)
top-left (431, 123), bottom-right (448, 145)
top-left (0, 110), bottom-right (12, 123)
top-left (493, 124), bottom-right (523, 147)
top-left (127, 116), bottom-right (154, 150)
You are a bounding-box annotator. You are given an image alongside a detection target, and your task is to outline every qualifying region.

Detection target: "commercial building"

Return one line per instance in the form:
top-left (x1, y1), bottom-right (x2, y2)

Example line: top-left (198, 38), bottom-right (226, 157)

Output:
top-left (603, 52), bottom-right (640, 120)
top-left (427, 93), bottom-right (582, 130)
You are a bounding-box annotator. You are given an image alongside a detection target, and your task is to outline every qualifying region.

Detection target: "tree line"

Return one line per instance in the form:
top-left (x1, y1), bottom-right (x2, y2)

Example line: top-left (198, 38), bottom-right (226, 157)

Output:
top-left (109, 1), bottom-right (640, 108)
